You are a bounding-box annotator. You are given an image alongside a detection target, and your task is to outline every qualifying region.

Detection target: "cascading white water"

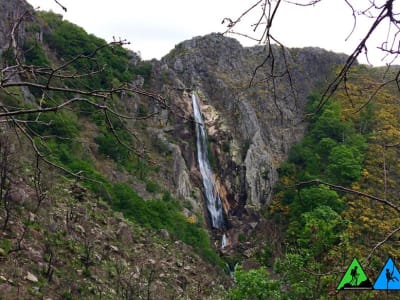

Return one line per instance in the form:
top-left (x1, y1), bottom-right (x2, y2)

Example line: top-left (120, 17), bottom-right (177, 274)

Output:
top-left (221, 233), bottom-right (227, 249)
top-left (192, 93), bottom-right (224, 229)
top-left (226, 262), bottom-right (238, 279)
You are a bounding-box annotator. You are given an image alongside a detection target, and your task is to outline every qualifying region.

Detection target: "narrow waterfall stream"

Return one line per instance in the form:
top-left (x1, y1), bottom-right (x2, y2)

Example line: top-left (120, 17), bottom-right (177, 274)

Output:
top-left (221, 233), bottom-right (227, 249)
top-left (192, 93), bottom-right (225, 229)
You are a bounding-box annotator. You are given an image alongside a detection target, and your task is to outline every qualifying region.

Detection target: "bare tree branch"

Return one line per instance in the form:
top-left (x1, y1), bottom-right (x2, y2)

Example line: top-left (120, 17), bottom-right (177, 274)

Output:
top-left (0, 6), bottom-right (169, 191)
top-left (53, 0), bottom-right (67, 12)
top-left (223, 0), bottom-right (400, 112)
top-left (292, 178), bottom-right (400, 212)
top-left (366, 225), bottom-right (400, 263)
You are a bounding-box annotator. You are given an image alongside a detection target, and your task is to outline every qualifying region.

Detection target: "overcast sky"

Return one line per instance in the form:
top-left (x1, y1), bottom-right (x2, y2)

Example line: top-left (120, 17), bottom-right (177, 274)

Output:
top-left (26, 0), bottom-right (394, 66)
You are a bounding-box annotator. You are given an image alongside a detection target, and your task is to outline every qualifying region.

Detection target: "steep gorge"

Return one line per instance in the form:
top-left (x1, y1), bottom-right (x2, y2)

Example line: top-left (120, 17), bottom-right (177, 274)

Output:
top-left (0, 1), bottom-right (361, 297)
top-left (150, 33), bottom-right (349, 250)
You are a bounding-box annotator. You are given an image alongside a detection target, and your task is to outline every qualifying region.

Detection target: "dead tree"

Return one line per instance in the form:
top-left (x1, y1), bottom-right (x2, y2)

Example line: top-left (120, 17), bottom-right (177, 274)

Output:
top-left (223, 0), bottom-right (400, 294)
top-left (0, 132), bottom-right (13, 230)
top-left (223, 0), bottom-right (400, 112)
top-left (0, 3), bottom-right (167, 184)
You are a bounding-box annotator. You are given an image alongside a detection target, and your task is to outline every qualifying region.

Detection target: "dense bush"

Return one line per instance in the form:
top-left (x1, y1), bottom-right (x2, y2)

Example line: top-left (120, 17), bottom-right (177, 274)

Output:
top-left (23, 40), bottom-right (49, 66)
top-left (95, 131), bottom-right (131, 163)
top-left (132, 62), bottom-right (153, 83)
top-left (229, 267), bottom-right (284, 300)
top-left (263, 93), bottom-right (372, 298)
top-left (28, 111), bottom-right (79, 139)
top-left (39, 11), bottom-right (134, 90)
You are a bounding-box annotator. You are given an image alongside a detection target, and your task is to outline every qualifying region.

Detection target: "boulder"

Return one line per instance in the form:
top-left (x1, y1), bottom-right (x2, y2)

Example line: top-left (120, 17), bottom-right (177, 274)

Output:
top-left (116, 222), bottom-right (133, 244)
top-left (25, 271), bottom-right (38, 282)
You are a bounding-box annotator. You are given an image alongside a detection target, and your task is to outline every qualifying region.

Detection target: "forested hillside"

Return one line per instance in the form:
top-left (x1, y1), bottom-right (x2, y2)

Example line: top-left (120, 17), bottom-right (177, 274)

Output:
top-left (0, 6), bottom-right (227, 299)
top-left (231, 65), bottom-right (400, 299)
top-left (1, 1), bottom-right (400, 299)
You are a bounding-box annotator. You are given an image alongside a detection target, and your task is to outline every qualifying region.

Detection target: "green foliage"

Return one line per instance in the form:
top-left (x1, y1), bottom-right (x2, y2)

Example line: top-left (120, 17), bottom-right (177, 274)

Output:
top-left (284, 95), bottom-right (366, 184)
top-left (132, 62), bottom-right (153, 83)
top-left (23, 40), bottom-right (49, 66)
top-left (37, 131), bottom-right (220, 264)
top-left (238, 233), bottom-right (246, 243)
top-left (93, 113), bottom-right (135, 164)
top-left (297, 206), bottom-right (347, 257)
top-left (289, 185), bottom-right (343, 218)
top-left (42, 12), bottom-right (97, 59)
top-left (256, 244), bottom-right (273, 267)
top-left (95, 130), bottom-right (131, 163)
top-left (0, 10), bottom-right (225, 285)
top-left (0, 88), bottom-right (23, 107)
top-left (274, 253), bottom-right (319, 299)
top-left (222, 142), bottom-right (230, 153)
top-left (112, 183), bottom-right (221, 264)
top-left (229, 266), bottom-right (285, 300)
top-left (61, 291), bottom-right (74, 300)
top-left (136, 104), bottom-right (149, 118)
top-left (22, 40), bottom-right (51, 96)
top-left (1, 48), bottom-right (16, 65)
top-left (151, 135), bottom-right (171, 156)
top-left (316, 137), bottom-right (337, 159)
top-left (28, 111), bottom-right (79, 139)
top-left (287, 137), bottom-right (321, 176)
top-left (277, 162), bottom-right (296, 177)
top-left (162, 191), bottom-right (173, 202)
top-left (0, 239), bottom-right (12, 254)
top-left (39, 11), bottom-right (133, 90)
top-left (311, 102), bottom-right (347, 141)
top-left (124, 156), bottom-right (149, 180)
top-left (266, 92), bottom-right (371, 298)
top-left (145, 180), bottom-right (160, 193)
top-left (327, 144), bottom-right (363, 184)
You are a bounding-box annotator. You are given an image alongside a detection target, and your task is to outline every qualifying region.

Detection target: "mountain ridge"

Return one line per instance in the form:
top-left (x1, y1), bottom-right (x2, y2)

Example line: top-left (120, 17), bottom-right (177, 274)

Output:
top-left (2, 1), bottom-right (394, 298)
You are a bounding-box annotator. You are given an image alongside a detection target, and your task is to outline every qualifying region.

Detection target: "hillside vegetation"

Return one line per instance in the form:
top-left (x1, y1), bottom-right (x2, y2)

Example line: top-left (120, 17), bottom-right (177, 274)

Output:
top-left (1, 3), bottom-right (400, 300)
top-left (233, 65), bottom-right (400, 299)
top-left (0, 9), bottom-right (227, 299)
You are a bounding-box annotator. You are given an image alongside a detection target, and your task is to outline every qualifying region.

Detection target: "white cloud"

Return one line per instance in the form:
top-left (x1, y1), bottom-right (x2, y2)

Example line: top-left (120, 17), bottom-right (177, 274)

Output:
top-left (26, 0), bottom-right (396, 65)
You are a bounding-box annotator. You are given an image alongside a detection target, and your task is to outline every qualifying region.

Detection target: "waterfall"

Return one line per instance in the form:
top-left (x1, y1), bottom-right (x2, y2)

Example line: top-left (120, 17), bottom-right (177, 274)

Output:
top-left (221, 233), bottom-right (227, 249)
top-left (192, 93), bottom-right (224, 229)
top-left (226, 262), bottom-right (238, 279)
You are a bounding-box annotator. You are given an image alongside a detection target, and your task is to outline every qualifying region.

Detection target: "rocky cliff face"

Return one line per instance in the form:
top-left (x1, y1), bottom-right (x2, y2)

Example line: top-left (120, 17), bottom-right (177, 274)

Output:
top-left (150, 33), bottom-right (348, 244)
top-left (0, 0), bottom-right (348, 224)
top-left (0, 0), bottom-right (34, 53)
top-left (0, 1), bottom-right (354, 295)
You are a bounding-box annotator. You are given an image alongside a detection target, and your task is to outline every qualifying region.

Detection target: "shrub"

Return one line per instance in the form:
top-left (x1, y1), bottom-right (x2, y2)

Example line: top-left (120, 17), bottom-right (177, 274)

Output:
top-left (27, 111), bottom-right (79, 139)
top-left (229, 266), bottom-right (284, 300)
top-left (145, 180), bottom-right (160, 193)
top-left (111, 182), bottom-right (221, 264)
top-left (23, 40), bottom-right (49, 66)
top-left (95, 131), bottom-right (131, 163)
top-left (327, 145), bottom-right (363, 184)
top-left (40, 11), bottom-right (133, 90)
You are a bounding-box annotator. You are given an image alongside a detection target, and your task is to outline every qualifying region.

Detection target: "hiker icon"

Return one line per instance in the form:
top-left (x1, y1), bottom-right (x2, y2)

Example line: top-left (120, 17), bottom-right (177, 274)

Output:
top-left (350, 266), bottom-right (359, 286)
top-left (336, 258), bottom-right (372, 290)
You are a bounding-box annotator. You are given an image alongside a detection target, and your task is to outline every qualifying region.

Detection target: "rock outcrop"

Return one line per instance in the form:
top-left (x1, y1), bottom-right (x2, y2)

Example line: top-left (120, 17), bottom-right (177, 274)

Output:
top-left (0, 0), bottom-right (34, 53)
top-left (152, 33), bottom-right (348, 243)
